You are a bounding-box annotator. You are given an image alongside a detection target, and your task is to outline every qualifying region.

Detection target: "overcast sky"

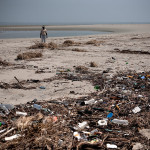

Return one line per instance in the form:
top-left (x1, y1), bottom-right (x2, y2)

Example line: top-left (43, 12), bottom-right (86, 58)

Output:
top-left (0, 0), bottom-right (150, 25)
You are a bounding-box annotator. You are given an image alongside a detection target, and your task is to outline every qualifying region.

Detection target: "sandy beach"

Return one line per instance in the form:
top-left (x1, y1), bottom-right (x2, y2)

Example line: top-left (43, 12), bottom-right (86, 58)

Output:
top-left (0, 24), bottom-right (150, 105)
top-left (0, 23), bottom-right (150, 149)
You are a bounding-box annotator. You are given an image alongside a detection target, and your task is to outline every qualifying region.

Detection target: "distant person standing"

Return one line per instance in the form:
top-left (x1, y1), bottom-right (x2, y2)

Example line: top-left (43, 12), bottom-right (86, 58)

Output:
top-left (40, 26), bottom-right (48, 43)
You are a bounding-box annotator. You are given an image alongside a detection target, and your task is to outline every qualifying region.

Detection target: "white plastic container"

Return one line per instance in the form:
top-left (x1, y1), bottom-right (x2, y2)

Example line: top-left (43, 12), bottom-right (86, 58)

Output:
top-left (98, 120), bottom-right (107, 126)
top-left (112, 119), bottom-right (129, 125)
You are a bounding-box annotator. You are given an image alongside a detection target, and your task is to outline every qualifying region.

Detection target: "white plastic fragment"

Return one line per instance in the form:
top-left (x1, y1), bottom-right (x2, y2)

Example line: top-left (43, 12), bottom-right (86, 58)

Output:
top-left (82, 131), bottom-right (90, 135)
top-left (5, 134), bottom-right (21, 141)
top-left (78, 121), bottom-right (88, 130)
top-left (99, 99), bottom-right (103, 103)
top-left (73, 132), bottom-right (81, 141)
top-left (0, 129), bottom-right (7, 134)
top-left (132, 106), bottom-right (141, 113)
top-left (84, 99), bottom-right (97, 105)
top-left (98, 120), bottom-right (107, 126)
top-left (16, 111), bottom-right (27, 116)
top-left (106, 144), bottom-right (117, 149)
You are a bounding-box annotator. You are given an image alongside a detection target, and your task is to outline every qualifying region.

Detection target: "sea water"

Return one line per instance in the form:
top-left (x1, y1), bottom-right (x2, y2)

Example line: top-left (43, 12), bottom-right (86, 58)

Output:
top-left (0, 30), bottom-right (109, 39)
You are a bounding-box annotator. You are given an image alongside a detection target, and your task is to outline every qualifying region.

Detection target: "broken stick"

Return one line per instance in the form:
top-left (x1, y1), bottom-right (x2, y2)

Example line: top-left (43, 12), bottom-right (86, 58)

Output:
top-left (14, 76), bottom-right (24, 88)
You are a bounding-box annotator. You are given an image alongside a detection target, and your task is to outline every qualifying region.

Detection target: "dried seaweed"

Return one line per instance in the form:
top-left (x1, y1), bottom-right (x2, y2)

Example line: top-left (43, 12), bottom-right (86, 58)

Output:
top-left (16, 52), bottom-right (42, 60)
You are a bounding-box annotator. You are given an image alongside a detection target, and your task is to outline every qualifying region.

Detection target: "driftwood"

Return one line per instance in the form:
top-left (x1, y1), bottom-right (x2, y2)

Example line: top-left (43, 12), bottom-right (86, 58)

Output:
top-left (14, 76), bottom-right (24, 88)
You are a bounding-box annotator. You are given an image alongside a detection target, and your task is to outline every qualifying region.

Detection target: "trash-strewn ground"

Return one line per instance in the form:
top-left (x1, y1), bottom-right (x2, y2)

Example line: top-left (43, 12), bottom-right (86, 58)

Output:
top-left (0, 70), bottom-right (150, 149)
top-left (0, 30), bottom-right (150, 149)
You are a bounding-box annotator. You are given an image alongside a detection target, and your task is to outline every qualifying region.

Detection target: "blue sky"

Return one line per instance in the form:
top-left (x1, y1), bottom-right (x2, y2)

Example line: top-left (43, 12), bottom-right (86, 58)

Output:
top-left (0, 0), bottom-right (150, 24)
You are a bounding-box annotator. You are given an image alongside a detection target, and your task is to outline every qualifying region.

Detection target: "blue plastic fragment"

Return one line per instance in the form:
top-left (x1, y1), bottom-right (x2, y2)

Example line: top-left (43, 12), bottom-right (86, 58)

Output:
top-left (39, 86), bottom-right (46, 89)
top-left (141, 76), bottom-right (145, 79)
top-left (107, 112), bottom-right (113, 118)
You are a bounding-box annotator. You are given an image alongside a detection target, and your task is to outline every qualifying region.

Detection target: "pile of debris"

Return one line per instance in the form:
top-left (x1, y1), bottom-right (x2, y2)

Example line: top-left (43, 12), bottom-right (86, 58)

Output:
top-left (0, 70), bottom-right (150, 149)
top-left (16, 52), bottom-right (43, 60)
top-left (0, 58), bottom-right (12, 67)
top-left (29, 42), bottom-right (58, 50)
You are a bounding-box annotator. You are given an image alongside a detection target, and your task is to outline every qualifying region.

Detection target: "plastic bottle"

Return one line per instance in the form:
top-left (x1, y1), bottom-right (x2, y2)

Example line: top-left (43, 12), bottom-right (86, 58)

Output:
top-left (0, 104), bottom-right (10, 114)
top-left (0, 104), bottom-right (14, 114)
top-left (112, 119), bottom-right (128, 125)
top-left (33, 104), bottom-right (42, 110)
top-left (4, 104), bottom-right (14, 110)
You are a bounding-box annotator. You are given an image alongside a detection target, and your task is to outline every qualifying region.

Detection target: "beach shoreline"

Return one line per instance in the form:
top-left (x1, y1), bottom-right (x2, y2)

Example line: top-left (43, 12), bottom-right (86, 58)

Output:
top-left (0, 24), bottom-right (150, 33)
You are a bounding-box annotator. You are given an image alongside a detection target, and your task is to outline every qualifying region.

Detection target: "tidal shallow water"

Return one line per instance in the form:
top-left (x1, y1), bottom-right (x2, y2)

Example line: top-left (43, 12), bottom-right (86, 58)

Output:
top-left (0, 30), bottom-right (110, 39)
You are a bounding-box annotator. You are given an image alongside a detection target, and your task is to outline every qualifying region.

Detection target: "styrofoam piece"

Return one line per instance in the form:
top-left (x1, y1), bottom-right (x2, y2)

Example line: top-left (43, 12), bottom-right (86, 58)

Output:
top-left (106, 144), bottom-right (117, 149)
top-left (132, 106), bottom-right (141, 113)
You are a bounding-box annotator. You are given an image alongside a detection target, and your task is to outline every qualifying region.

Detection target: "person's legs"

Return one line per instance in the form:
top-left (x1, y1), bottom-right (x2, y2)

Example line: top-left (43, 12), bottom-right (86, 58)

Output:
top-left (44, 35), bottom-right (46, 43)
top-left (41, 35), bottom-right (46, 43)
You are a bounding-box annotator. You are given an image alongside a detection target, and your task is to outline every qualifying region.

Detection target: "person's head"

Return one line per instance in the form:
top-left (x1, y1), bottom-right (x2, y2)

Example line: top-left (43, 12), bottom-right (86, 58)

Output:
top-left (42, 25), bottom-right (45, 30)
